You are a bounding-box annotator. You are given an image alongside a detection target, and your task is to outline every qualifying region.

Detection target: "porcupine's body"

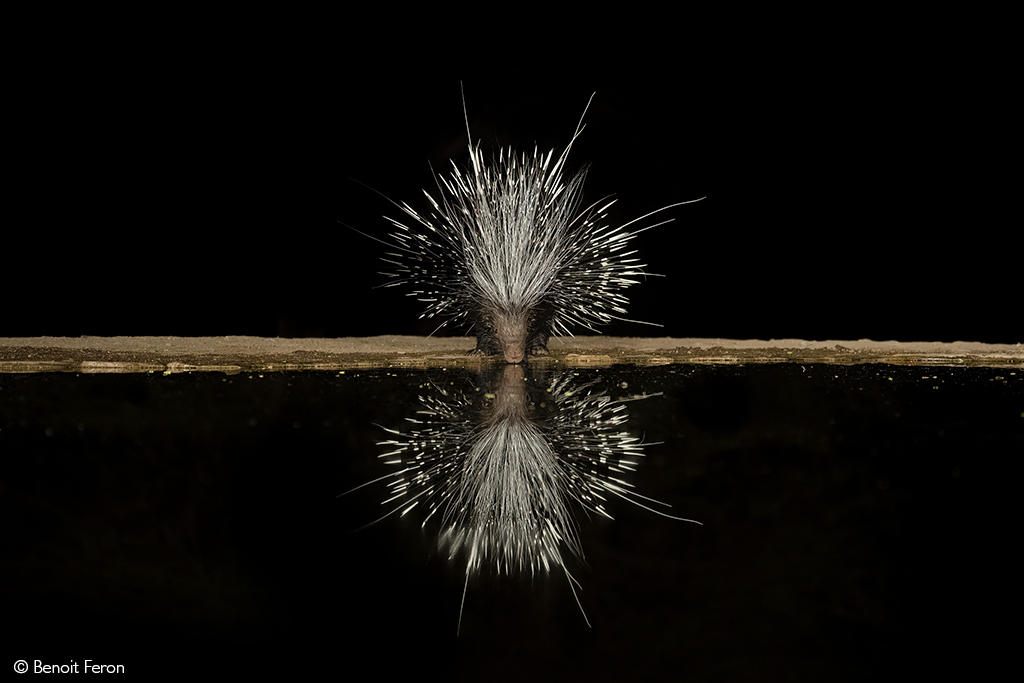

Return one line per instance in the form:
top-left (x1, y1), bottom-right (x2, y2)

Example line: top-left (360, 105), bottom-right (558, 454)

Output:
top-left (380, 97), bottom-right (699, 363)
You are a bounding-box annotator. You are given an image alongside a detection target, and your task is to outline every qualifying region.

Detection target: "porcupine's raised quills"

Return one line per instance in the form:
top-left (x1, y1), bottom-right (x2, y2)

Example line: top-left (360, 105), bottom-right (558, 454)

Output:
top-left (379, 96), bottom-right (702, 363)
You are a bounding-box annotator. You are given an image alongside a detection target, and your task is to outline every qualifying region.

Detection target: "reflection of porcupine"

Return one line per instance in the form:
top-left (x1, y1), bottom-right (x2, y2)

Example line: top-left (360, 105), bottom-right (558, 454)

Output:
top-left (360, 365), bottom-right (699, 631)
top-left (377, 93), bottom-right (703, 363)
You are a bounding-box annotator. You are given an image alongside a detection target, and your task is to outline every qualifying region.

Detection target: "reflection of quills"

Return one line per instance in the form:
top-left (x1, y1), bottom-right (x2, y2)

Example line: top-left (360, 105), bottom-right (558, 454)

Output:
top-left (361, 365), bottom-right (700, 631)
top-left (376, 93), bottom-right (704, 363)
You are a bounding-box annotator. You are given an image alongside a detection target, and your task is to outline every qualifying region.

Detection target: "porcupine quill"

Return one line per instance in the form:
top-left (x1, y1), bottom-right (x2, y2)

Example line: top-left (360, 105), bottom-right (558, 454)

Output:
top-left (367, 87), bottom-right (704, 362)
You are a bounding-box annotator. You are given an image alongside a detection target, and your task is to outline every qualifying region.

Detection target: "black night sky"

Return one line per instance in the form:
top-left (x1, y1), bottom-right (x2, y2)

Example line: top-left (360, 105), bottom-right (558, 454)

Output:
top-left (5, 54), bottom-right (1016, 343)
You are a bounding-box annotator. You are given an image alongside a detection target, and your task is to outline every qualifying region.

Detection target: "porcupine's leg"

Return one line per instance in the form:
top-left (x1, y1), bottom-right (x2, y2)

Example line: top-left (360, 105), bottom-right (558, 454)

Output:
top-left (526, 306), bottom-right (553, 357)
top-left (469, 333), bottom-right (501, 357)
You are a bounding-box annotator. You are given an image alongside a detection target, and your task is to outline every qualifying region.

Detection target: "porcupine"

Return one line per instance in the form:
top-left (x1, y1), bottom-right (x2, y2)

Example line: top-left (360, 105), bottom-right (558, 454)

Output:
top-left (377, 92), bottom-right (704, 363)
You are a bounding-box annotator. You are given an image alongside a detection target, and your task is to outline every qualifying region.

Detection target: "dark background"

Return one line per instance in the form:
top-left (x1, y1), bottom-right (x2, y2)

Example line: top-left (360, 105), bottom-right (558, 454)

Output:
top-left (4, 38), bottom-right (1017, 343)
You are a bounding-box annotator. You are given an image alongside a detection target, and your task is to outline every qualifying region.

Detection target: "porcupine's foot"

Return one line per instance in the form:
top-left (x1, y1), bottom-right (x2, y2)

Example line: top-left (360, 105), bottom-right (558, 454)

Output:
top-left (527, 339), bottom-right (549, 357)
top-left (527, 330), bottom-right (550, 357)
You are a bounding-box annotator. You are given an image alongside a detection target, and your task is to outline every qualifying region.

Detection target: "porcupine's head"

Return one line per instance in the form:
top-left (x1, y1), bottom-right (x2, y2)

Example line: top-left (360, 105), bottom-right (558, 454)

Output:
top-left (381, 139), bottom-right (654, 363)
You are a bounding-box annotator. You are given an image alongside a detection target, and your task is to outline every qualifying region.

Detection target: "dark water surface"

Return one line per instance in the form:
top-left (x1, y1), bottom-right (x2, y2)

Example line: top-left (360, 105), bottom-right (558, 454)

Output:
top-left (2, 365), bottom-right (1019, 680)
